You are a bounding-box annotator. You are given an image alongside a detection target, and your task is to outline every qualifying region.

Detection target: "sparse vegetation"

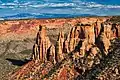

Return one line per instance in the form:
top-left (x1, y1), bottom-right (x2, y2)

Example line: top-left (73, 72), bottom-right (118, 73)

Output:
top-left (0, 39), bottom-right (34, 79)
top-left (20, 49), bottom-right (32, 54)
top-left (108, 16), bottom-right (120, 23)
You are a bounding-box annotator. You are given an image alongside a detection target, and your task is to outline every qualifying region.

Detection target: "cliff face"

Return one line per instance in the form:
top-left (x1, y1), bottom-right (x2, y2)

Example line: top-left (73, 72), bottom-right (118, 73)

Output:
top-left (0, 17), bottom-right (108, 41)
top-left (10, 18), bottom-right (120, 80)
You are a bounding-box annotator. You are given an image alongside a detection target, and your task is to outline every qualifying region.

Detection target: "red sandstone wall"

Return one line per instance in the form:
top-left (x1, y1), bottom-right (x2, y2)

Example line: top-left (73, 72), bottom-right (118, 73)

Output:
top-left (0, 17), bottom-right (108, 41)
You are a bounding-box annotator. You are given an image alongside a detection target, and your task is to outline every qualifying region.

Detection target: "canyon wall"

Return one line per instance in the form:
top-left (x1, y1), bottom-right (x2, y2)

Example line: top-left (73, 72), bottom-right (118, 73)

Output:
top-left (32, 21), bottom-right (120, 63)
top-left (0, 17), bottom-right (107, 41)
top-left (9, 17), bottom-right (120, 80)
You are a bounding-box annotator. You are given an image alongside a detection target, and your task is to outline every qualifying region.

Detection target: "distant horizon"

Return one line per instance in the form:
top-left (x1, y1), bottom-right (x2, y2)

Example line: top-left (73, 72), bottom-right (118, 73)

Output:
top-left (0, 0), bottom-right (120, 20)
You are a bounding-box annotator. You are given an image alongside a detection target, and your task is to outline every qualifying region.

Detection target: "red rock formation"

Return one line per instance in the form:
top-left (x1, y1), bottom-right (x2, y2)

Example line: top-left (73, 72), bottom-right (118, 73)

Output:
top-left (116, 24), bottom-right (120, 37)
top-left (57, 66), bottom-right (68, 80)
top-left (56, 31), bottom-right (64, 62)
top-left (33, 25), bottom-right (51, 62)
top-left (68, 27), bottom-right (75, 52)
top-left (0, 17), bottom-right (108, 41)
top-left (80, 24), bottom-right (95, 44)
top-left (104, 23), bottom-right (112, 39)
top-left (33, 44), bottom-right (39, 60)
top-left (94, 20), bottom-right (102, 38)
top-left (10, 17), bottom-right (120, 80)
top-left (99, 32), bottom-right (111, 55)
top-left (63, 40), bottom-right (69, 53)
top-left (90, 47), bottom-right (99, 56)
top-left (79, 39), bottom-right (87, 57)
top-left (47, 44), bottom-right (56, 64)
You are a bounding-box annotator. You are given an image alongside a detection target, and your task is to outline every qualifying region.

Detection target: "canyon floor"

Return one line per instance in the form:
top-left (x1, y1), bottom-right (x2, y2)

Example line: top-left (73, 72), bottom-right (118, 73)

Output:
top-left (0, 16), bottom-right (120, 80)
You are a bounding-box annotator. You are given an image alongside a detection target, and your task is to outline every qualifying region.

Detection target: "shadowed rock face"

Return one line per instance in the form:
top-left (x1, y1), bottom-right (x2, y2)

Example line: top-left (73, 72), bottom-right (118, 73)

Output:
top-left (10, 18), bottom-right (120, 80)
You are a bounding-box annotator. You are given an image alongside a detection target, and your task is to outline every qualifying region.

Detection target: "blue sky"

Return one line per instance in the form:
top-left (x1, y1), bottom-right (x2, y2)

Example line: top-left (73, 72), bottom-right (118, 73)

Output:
top-left (0, 0), bottom-right (120, 19)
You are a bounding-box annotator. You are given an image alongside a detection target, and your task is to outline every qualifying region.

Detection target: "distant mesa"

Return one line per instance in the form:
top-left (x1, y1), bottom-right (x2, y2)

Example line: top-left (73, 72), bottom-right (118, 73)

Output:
top-left (1, 13), bottom-right (97, 20)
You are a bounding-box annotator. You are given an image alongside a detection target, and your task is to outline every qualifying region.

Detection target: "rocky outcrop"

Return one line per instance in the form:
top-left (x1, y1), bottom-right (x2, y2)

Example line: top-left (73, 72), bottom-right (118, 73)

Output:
top-left (94, 20), bottom-right (102, 38)
top-left (32, 25), bottom-right (52, 62)
top-left (32, 21), bottom-right (119, 64)
top-left (99, 32), bottom-right (111, 55)
top-left (47, 44), bottom-right (56, 64)
top-left (55, 31), bottom-right (64, 62)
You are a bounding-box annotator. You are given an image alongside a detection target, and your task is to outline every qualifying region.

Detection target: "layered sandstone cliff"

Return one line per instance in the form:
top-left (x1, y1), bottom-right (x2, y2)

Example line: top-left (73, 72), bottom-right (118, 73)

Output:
top-left (0, 17), bottom-right (108, 41)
